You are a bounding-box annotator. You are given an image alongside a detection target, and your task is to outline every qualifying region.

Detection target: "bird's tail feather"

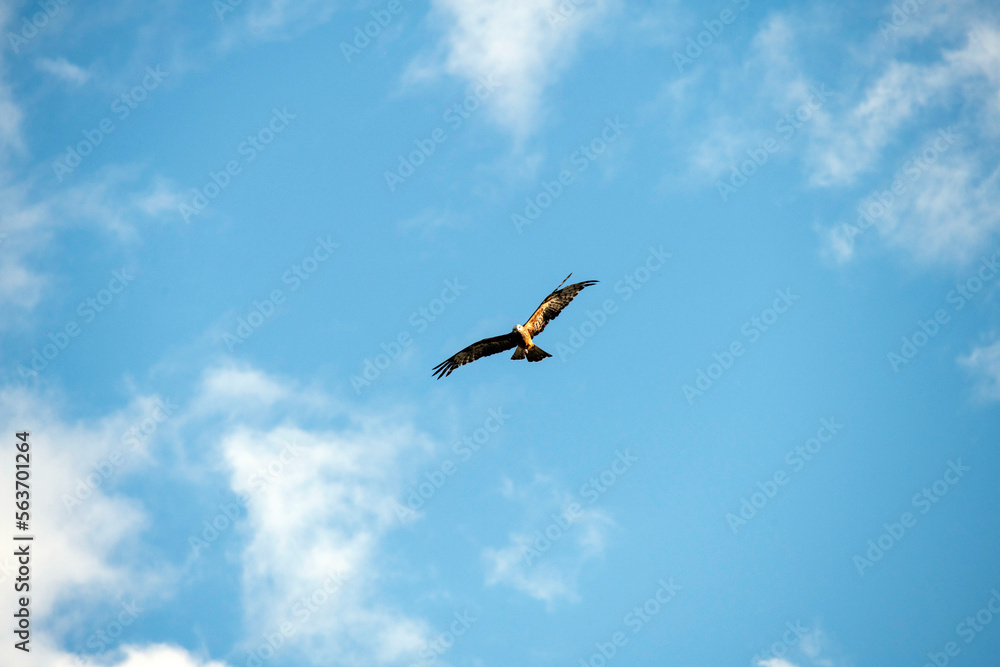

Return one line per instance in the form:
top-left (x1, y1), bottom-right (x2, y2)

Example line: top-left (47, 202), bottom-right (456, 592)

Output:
top-left (511, 347), bottom-right (526, 360)
top-left (526, 345), bottom-right (551, 362)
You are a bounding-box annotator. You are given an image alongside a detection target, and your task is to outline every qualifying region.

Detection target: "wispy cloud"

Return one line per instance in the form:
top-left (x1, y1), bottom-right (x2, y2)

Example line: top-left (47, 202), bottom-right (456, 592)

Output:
top-left (668, 11), bottom-right (836, 185)
top-left (0, 166), bottom-right (185, 324)
top-left (658, 1), bottom-right (1000, 268)
top-left (397, 206), bottom-right (465, 236)
top-left (811, 19), bottom-right (1000, 266)
top-left (878, 150), bottom-right (1000, 265)
top-left (0, 387), bottom-right (181, 665)
top-left (0, 360), bottom-right (453, 666)
top-left (959, 339), bottom-right (1000, 402)
top-left (482, 475), bottom-right (613, 606)
top-left (35, 56), bottom-right (91, 85)
top-left (35, 643), bottom-right (232, 667)
top-left (411, 0), bottom-right (616, 140)
top-left (754, 626), bottom-right (854, 667)
top-left (0, 5), bottom-right (25, 160)
top-left (0, 6), bottom-right (188, 324)
top-left (806, 26), bottom-right (1000, 187)
top-left (758, 660), bottom-right (797, 667)
top-left (216, 0), bottom-right (346, 48)
top-left (195, 363), bottom-right (293, 411)
top-left (193, 365), bottom-right (439, 665)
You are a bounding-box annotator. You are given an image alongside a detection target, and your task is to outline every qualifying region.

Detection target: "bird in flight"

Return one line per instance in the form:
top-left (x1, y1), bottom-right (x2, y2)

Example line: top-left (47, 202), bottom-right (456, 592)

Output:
top-left (432, 273), bottom-right (598, 379)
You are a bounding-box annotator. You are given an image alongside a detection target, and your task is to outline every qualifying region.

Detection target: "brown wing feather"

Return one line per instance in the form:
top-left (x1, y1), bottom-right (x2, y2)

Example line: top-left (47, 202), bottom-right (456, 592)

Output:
top-left (523, 275), bottom-right (599, 336)
top-left (432, 332), bottom-right (521, 379)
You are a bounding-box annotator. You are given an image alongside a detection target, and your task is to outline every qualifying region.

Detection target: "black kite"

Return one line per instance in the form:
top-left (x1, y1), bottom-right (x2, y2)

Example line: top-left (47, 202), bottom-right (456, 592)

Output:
top-left (432, 274), bottom-right (598, 379)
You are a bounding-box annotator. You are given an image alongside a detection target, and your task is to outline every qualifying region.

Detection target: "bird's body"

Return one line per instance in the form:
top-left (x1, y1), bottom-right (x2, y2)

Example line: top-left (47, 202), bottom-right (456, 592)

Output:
top-left (514, 324), bottom-right (533, 348)
top-left (509, 323), bottom-right (551, 362)
top-left (432, 274), bottom-right (597, 378)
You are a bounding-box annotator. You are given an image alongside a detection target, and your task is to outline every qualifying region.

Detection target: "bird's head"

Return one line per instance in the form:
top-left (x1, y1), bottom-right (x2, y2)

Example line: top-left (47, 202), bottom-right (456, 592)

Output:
top-left (513, 324), bottom-right (525, 334)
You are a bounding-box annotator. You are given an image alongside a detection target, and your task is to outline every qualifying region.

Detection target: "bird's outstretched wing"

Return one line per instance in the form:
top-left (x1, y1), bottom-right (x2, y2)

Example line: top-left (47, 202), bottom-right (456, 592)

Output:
top-left (523, 273), bottom-right (599, 336)
top-left (432, 332), bottom-right (521, 379)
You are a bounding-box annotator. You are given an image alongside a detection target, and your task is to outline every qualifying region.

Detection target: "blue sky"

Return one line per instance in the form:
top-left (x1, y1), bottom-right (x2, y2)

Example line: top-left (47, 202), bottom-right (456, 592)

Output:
top-left (1, 0), bottom-right (999, 666)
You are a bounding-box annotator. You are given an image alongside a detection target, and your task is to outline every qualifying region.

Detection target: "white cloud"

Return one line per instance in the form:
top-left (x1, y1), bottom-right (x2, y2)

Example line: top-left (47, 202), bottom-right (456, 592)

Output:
top-left (626, 0), bottom-right (685, 48)
top-left (414, 0), bottom-right (615, 139)
top-left (0, 9), bottom-right (186, 326)
top-left (132, 176), bottom-right (187, 217)
top-left (959, 339), bottom-right (1000, 401)
top-left (224, 423), bottom-right (434, 664)
top-left (0, 387), bottom-right (179, 665)
top-left (812, 21), bottom-right (1000, 266)
top-left (216, 0), bottom-right (345, 48)
top-left (46, 164), bottom-right (185, 239)
top-left (0, 5), bottom-right (25, 159)
top-left (806, 26), bottom-right (1000, 188)
top-left (102, 645), bottom-right (231, 667)
top-left (187, 365), bottom-right (439, 665)
top-left (243, 0), bottom-right (341, 36)
top-left (753, 626), bottom-right (854, 667)
top-left (877, 151), bottom-right (1000, 265)
top-left (757, 659), bottom-right (797, 667)
top-left (807, 60), bottom-right (936, 187)
top-left (483, 533), bottom-right (575, 603)
top-left (876, 0), bottom-right (978, 44)
top-left (482, 476), bottom-right (613, 606)
top-left (32, 643), bottom-right (232, 667)
top-left (660, 5), bottom-right (1000, 268)
top-left (397, 207), bottom-right (464, 236)
top-left (0, 165), bottom-right (185, 324)
top-left (0, 361), bottom-right (449, 666)
top-left (679, 13), bottom-right (834, 183)
top-left (826, 135), bottom-right (1000, 266)
top-left (692, 7), bottom-right (1000, 267)
top-left (197, 363), bottom-right (292, 411)
top-left (36, 56), bottom-right (92, 85)
top-left (0, 89), bottom-right (24, 158)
